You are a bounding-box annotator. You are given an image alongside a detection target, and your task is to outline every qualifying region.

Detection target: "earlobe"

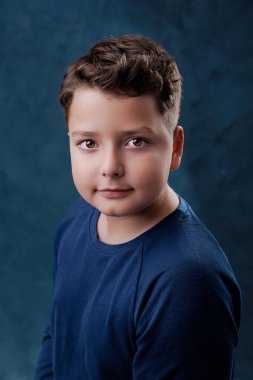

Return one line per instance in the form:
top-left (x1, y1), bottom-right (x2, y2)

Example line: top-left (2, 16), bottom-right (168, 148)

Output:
top-left (170, 153), bottom-right (181, 171)
top-left (170, 125), bottom-right (184, 171)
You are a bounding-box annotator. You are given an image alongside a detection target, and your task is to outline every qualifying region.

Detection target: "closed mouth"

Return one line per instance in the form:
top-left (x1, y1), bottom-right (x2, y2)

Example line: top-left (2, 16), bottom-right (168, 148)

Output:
top-left (99, 188), bottom-right (132, 192)
top-left (98, 189), bottom-right (133, 198)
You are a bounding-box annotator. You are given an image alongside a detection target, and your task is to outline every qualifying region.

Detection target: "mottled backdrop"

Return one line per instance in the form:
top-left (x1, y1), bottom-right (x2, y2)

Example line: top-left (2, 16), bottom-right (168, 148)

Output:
top-left (1, 0), bottom-right (252, 379)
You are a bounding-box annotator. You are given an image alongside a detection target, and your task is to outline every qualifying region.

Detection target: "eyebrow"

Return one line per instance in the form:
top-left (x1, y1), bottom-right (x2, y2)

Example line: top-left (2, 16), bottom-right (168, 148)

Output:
top-left (70, 126), bottom-right (156, 138)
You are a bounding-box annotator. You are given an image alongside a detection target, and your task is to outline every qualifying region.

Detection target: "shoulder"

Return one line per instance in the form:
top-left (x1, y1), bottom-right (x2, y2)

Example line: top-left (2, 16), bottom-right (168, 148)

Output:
top-left (140, 195), bottom-right (240, 301)
top-left (142, 196), bottom-right (231, 273)
top-left (136, 207), bottom-right (241, 334)
top-left (60, 196), bottom-right (93, 222)
top-left (55, 196), bottom-right (94, 246)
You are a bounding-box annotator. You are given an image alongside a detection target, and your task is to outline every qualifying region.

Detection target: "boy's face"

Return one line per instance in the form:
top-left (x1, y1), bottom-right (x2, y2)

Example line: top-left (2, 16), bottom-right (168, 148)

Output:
top-left (68, 87), bottom-right (183, 218)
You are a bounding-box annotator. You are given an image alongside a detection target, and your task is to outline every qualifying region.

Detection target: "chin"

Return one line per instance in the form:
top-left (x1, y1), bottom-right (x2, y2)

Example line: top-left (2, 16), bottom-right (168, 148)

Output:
top-left (100, 208), bottom-right (129, 217)
top-left (98, 204), bottom-right (135, 217)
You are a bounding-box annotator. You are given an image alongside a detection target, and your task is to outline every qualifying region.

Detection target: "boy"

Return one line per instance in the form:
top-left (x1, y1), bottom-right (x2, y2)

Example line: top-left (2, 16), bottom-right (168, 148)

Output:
top-left (34, 35), bottom-right (241, 379)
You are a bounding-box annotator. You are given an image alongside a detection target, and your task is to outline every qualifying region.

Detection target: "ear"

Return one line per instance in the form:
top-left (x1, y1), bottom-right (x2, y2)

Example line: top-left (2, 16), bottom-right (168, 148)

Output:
top-left (170, 125), bottom-right (184, 171)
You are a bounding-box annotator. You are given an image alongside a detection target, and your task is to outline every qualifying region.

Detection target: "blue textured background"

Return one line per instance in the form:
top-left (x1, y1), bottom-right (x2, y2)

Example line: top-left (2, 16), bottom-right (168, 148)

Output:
top-left (1, 0), bottom-right (252, 378)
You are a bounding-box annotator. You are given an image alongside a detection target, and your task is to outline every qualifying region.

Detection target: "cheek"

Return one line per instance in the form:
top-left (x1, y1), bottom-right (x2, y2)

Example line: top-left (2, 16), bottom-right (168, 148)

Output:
top-left (130, 152), bottom-right (170, 187)
top-left (70, 151), bottom-right (92, 186)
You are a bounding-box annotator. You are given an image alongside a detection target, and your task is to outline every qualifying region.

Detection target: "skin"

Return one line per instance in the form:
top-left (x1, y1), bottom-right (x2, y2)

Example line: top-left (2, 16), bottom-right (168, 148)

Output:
top-left (68, 87), bottom-right (184, 244)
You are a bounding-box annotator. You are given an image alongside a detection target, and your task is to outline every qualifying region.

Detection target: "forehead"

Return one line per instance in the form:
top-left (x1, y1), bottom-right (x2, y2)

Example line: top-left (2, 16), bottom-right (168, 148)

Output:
top-left (68, 87), bottom-right (168, 135)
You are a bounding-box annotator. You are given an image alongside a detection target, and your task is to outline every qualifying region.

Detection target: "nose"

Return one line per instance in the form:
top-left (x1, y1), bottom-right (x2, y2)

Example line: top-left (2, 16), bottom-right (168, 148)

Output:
top-left (101, 145), bottom-right (124, 177)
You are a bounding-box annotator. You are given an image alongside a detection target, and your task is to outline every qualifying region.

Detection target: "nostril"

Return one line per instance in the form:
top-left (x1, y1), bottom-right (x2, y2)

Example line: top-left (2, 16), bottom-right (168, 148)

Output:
top-left (101, 165), bottom-right (124, 177)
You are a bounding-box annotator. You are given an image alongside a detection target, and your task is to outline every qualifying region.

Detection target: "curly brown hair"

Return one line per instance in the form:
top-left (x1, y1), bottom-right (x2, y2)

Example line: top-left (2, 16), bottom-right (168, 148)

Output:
top-left (59, 34), bottom-right (182, 130)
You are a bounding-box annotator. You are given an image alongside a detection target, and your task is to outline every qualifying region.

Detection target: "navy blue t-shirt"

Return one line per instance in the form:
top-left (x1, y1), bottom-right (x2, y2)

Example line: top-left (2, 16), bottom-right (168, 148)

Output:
top-left (34, 195), bottom-right (241, 379)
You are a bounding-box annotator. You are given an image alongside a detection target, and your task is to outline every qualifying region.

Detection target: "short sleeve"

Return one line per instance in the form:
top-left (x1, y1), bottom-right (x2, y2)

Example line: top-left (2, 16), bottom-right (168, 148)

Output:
top-left (132, 261), bottom-right (241, 380)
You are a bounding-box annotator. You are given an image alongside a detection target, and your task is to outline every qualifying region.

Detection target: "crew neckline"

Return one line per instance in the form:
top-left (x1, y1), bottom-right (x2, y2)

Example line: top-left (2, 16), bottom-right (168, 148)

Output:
top-left (89, 194), bottom-right (189, 254)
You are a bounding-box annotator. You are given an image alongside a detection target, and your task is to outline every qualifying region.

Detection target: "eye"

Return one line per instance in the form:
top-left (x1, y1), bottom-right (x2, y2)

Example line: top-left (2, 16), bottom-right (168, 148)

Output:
top-left (78, 139), bottom-right (96, 150)
top-left (127, 137), bottom-right (148, 148)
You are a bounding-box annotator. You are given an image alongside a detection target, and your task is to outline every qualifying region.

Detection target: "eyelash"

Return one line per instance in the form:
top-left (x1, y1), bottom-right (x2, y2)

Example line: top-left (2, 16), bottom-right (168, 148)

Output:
top-left (76, 137), bottom-right (149, 150)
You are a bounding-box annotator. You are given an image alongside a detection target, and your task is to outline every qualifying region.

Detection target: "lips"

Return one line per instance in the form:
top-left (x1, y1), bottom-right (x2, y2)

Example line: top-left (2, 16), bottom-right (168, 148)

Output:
top-left (98, 188), bottom-right (133, 199)
top-left (99, 188), bottom-right (131, 191)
